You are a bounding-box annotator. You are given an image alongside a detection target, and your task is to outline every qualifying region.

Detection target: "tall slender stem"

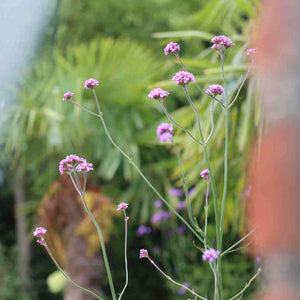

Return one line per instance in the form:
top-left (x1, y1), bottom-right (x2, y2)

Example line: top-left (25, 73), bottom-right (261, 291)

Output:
top-left (44, 243), bottom-right (103, 300)
top-left (81, 193), bottom-right (117, 300)
top-left (147, 256), bottom-right (207, 300)
top-left (118, 212), bottom-right (129, 300)
top-left (204, 181), bottom-right (209, 250)
top-left (205, 99), bottom-right (215, 144)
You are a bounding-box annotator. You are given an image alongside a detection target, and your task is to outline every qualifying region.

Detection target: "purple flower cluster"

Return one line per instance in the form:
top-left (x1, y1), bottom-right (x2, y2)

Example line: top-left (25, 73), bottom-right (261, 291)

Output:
top-left (206, 84), bottom-right (224, 97)
top-left (139, 249), bottom-right (149, 258)
top-left (148, 88), bottom-right (170, 100)
top-left (164, 42), bottom-right (180, 55)
top-left (62, 92), bottom-right (74, 101)
top-left (169, 187), bottom-right (184, 197)
top-left (136, 225), bottom-right (152, 237)
top-left (178, 282), bottom-right (190, 295)
top-left (172, 71), bottom-right (195, 86)
top-left (84, 78), bottom-right (99, 89)
top-left (211, 35), bottom-right (234, 51)
top-left (200, 169), bottom-right (210, 180)
top-left (157, 123), bottom-right (174, 143)
top-left (177, 201), bottom-right (186, 209)
top-left (154, 200), bottom-right (163, 207)
top-left (117, 202), bottom-right (128, 211)
top-left (202, 248), bottom-right (220, 262)
top-left (177, 224), bottom-right (186, 234)
top-left (151, 210), bottom-right (171, 224)
top-left (247, 48), bottom-right (257, 56)
top-left (33, 227), bottom-right (47, 246)
top-left (59, 154), bottom-right (93, 175)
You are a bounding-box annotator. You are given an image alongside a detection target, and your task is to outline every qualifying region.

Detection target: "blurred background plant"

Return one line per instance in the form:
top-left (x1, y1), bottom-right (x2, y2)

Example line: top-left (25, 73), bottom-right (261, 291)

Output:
top-left (0, 0), bottom-right (261, 299)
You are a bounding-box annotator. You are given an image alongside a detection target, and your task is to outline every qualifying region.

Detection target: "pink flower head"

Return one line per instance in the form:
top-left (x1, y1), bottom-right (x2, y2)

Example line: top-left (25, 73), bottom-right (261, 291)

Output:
top-left (172, 71), bottom-right (195, 86)
top-left (200, 169), bottom-right (210, 180)
top-left (169, 188), bottom-right (184, 197)
top-left (156, 123), bottom-right (174, 143)
top-left (84, 78), bottom-right (99, 89)
top-left (202, 248), bottom-right (220, 262)
top-left (117, 202), bottom-right (128, 211)
top-left (211, 35), bottom-right (234, 51)
top-left (148, 88), bottom-right (170, 100)
top-left (164, 42), bottom-right (180, 55)
top-left (33, 227), bottom-right (47, 237)
top-left (37, 238), bottom-right (46, 246)
top-left (151, 210), bottom-right (171, 224)
top-left (139, 249), bottom-right (149, 259)
top-left (247, 48), bottom-right (258, 56)
top-left (59, 154), bottom-right (93, 175)
top-left (62, 92), bottom-right (74, 101)
top-left (206, 84), bottom-right (224, 97)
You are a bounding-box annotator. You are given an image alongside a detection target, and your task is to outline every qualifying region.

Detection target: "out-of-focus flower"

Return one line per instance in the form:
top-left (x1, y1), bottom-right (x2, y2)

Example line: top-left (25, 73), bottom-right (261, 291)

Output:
top-left (206, 84), bottom-right (224, 97)
top-left (188, 187), bottom-right (196, 197)
top-left (177, 201), bottom-right (186, 209)
top-left (154, 200), bottom-right (163, 207)
top-left (247, 48), bottom-right (257, 56)
top-left (139, 249), bottom-right (149, 258)
top-left (164, 42), bottom-right (180, 55)
top-left (148, 88), bottom-right (170, 100)
top-left (169, 188), bottom-right (184, 197)
top-left (117, 202), bottom-right (128, 211)
top-left (157, 123), bottom-right (174, 143)
top-left (172, 71), bottom-right (195, 85)
top-left (59, 154), bottom-right (93, 175)
top-left (136, 225), bottom-right (152, 237)
top-left (177, 224), bottom-right (186, 234)
top-left (202, 248), bottom-right (220, 262)
top-left (200, 169), bottom-right (210, 180)
top-left (178, 282), bottom-right (190, 295)
top-left (255, 256), bottom-right (262, 263)
top-left (62, 92), bottom-right (74, 101)
top-left (211, 35), bottom-right (234, 51)
top-left (151, 210), bottom-right (171, 224)
top-left (84, 78), bottom-right (99, 89)
top-left (33, 227), bottom-right (47, 237)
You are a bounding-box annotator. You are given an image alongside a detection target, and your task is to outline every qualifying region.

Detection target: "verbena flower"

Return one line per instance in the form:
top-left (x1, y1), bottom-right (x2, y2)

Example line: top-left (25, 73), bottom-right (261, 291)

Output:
top-left (200, 169), bottom-right (210, 180)
top-left (84, 78), bottom-right (99, 89)
top-left (188, 187), bottom-right (196, 197)
top-left (172, 71), bottom-right (195, 85)
top-left (211, 35), bottom-right (234, 51)
top-left (117, 202), bottom-right (128, 211)
top-left (59, 154), bottom-right (93, 175)
top-left (206, 84), bottom-right (224, 97)
top-left (247, 48), bottom-right (257, 56)
top-left (157, 123), bottom-right (174, 143)
top-left (139, 249), bottom-right (149, 258)
top-left (154, 200), bottom-right (163, 207)
top-left (177, 201), bottom-right (186, 209)
top-left (62, 92), bottom-right (74, 101)
top-left (177, 224), bottom-right (186, 234)
top-left (33, 227), bottom-right (47, 246)
top-left (202, 248), bottom-right (220, 262)
top-left (169, 187), bottom-right (184, 197)
top-left (148, 88), bottom-right (170, 100)
top-left (178, 282), bottom-right (189, 295)
top-left (151, 210), bottom-right (171, 224)
top-left (164, 42), bottom-right (180, 55)
top-left (136, 225), bottom-right (152, 237)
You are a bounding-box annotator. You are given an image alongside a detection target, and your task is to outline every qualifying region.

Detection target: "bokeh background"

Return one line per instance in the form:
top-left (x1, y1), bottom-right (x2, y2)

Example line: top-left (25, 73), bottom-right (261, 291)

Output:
top-left (0, 0), bottom-right (262, 299)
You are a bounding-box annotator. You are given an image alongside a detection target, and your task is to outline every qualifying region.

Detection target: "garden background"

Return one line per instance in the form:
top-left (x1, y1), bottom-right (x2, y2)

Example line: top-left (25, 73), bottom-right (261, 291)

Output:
top-left (0, 0), bottom-right (261, 299)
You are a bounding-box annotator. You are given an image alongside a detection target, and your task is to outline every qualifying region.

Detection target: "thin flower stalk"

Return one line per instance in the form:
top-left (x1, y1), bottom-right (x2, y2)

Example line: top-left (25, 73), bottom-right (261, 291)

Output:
top-left (146, 255), bottom-right (208, 300)
top-left (118, 211), bottom-right (129, 300)
top-left (228, 268), bottom-right (262, 300)
top-left (204, 180), bottom-right (209, 250)
top-left (160, 100), bottom-right (203, 145)
top-left (44, 243), bottom-right (103, 300)
top-left (88, 91), bottom-right (205, 244)
top-left (204, 98), bottom-right (215, 145)
top-left (69, 99), bottom-right (100, 117)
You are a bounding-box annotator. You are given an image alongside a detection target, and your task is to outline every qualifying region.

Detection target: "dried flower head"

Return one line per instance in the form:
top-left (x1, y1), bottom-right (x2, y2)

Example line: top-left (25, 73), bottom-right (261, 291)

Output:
top-left (84, 78), bottom-right (99, 89)
top-left (164, 42), bottom-right (180, 55)
top-left (156, 123), bottom-right (174, 143)
top-left (202, 248), bottom-right (220, 262)
top-left (148, 88), bottom-right (170, 100)
top-left (206, 84), bottom-right (224, 97)
top-left (211, 35), bottom-right (234, 51)
top-left (172, 71), bottom-right (195, 86)
top-left (200, 169), bottom-right (210, 180)
top-left (139, 249), bottom-right (149, 258)
top-left (117, 202), bottom-right (129, 211)
top-left (59, 154), bottom-right (93, 175)
top-left (62, 92), bottom-right (74, 101)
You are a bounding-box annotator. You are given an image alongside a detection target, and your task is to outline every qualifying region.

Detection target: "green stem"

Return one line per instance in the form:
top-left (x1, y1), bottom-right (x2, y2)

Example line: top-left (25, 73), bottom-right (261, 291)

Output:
top-left (118, 212), bottom-right (129, 300)
top-left (44, 244), bottom-right (103, 300)
top-left (81, 194), bottom-right (117, 300)
top-left (204, 181), bottom-right (209, 250)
